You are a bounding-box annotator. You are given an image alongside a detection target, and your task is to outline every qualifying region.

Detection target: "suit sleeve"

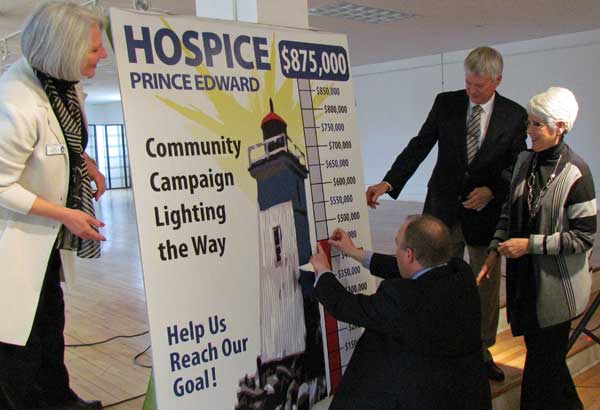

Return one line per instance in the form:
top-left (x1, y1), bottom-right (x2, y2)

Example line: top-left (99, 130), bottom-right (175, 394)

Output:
top-left (383, 94), bottom-right (441, 198)
top-left (488, 104), bottom-right (527, 201)
top-left (489, 151), bottom-right (530, 251)
top-left (315, 272), bottom-right (408, 332)
top-left (369, 252), bottom-right (400, 279)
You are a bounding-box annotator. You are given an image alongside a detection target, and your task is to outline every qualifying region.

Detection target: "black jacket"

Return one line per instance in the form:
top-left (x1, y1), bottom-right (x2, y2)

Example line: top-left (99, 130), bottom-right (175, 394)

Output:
top-left (384, 90), bottom-right (527, 245)
top-left (315, 255), bottom-right (491, 410)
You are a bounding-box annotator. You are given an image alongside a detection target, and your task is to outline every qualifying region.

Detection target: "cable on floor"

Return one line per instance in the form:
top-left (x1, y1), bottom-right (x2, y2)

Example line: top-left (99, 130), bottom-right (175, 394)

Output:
top-left (66, 338), bottom-right (153, 408)
top-left (134, 344), bottom-right (153, 369)
top-left (102, 392), bottom-right (146, 408)
top-left (65, 330), bottom-right (149, 347)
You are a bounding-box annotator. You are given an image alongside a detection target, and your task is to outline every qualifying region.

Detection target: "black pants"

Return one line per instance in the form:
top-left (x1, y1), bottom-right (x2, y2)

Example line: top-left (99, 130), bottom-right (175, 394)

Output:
top-left (0, 250), bottom-right (75, 410)
top-left (521, 321), bottom-right (582, 410)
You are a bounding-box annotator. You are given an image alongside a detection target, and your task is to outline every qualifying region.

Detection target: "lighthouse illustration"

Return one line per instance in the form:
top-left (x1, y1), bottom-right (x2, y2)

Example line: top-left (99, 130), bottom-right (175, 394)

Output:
top-left (235, 100), bottom-right (325, 410)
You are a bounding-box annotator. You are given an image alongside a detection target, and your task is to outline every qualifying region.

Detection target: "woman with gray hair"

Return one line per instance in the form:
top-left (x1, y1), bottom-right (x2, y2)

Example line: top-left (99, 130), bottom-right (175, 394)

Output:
top-left (0, 2), bottom-right (107, 409)
top-left (478, 87), bottom-right (596, 410)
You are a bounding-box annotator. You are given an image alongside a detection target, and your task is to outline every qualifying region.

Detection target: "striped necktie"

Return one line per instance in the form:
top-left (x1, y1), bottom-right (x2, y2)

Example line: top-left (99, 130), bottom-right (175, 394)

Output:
top-left (466, 105), bottom-right (483, 164)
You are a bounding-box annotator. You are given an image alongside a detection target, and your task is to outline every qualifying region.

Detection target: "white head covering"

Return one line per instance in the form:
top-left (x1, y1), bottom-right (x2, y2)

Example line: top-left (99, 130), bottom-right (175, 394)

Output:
top-left (528, 87), bottom-right (579, 133)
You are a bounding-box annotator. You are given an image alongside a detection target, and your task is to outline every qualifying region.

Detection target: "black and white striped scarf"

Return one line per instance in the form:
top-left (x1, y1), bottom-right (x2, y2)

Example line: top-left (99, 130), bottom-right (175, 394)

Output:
top-left (35, 69), bottom-right (101, 258)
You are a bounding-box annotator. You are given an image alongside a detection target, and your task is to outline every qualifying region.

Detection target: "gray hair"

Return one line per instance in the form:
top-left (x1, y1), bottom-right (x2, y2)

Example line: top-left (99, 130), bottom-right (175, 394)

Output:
top-left (464, 46), bottom-right (504, 80)
top-left (528, 87), bottom-right (579, 133)
top-left (21, 1), bottom-right (104, 81)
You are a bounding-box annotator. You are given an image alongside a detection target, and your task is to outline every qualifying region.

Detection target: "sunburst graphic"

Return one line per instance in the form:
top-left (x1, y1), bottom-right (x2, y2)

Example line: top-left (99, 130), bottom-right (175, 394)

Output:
top-left (155, 18), bottom-right (329, 199)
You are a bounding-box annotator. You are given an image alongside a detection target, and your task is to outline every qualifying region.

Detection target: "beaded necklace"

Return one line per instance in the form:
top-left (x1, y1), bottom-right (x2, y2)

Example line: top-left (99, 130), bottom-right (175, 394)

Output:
top-left (526, 153), bottom-right (562, 218)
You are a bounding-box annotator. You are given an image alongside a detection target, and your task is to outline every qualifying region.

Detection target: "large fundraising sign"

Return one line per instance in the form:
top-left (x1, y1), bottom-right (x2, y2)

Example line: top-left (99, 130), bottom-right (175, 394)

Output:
top-left (110, 8), bottom-right (373, 410)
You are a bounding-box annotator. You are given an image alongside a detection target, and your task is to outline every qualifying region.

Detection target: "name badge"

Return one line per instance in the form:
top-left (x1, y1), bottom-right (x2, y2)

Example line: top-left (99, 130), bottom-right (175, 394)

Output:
top-left (46, 144), bottom-right (66, 156)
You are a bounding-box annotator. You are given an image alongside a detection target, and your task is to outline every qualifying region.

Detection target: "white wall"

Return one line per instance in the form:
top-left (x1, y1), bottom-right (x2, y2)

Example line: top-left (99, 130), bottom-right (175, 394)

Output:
top-left (85, 101), bottom-right (124, 124)
top-left (85, 28), bottom-right (600, 200)
top-left (354, 28), bottom-right (600, 201)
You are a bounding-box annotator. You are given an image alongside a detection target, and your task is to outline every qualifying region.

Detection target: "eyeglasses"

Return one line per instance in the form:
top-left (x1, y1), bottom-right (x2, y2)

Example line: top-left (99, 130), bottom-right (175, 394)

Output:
top-left (525, 120), bottom-right (548, 128)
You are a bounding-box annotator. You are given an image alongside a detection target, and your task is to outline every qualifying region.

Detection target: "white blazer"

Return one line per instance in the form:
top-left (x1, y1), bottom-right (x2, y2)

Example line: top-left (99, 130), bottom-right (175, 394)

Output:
top-left (0, 58), bottom-right (77, 345)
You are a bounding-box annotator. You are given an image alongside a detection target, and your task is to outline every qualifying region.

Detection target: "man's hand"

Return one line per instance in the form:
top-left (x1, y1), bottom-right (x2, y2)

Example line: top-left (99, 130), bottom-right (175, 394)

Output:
top-left (310, 243), bottom-right (331, 274)
top-left (498, 238), bottom-right (530, 259)
top-left (476, 251), bottom-right (498, 285)
top-left (462, 186), bottom-right (493, 211)
top-left (328, 228), bottom-right (365, 261)
top-left (329, 228), bottom-right (356, 254)
top-left (84, 153), bottom-right (106, 201)
top-left (366, 182), bottom-right (390, 209)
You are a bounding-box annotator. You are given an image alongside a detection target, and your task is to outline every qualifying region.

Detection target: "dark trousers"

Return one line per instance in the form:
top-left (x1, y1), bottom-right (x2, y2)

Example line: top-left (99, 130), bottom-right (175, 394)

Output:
top-left (521, 321), bottom-right (582, 410)
top-left (0, 250), bottom-right (75, 410)
top-left (449, 225), bottom-right (500, 363)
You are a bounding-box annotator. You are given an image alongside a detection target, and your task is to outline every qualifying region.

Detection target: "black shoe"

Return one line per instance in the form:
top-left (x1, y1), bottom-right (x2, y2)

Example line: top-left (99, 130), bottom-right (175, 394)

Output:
top-left (55, 397), bottom-right (102, 410)
top-left (486, 360), bottom-right (505, 382)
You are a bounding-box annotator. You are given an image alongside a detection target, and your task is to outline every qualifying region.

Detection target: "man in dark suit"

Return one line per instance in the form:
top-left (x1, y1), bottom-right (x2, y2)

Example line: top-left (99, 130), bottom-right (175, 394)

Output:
top-left (310, 216), bottom-right (491, 410)
top-left (366, 46), bottom-right (527, 380)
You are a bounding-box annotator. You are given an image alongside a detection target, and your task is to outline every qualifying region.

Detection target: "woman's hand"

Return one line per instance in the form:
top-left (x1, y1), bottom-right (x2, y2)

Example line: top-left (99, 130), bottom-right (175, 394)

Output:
top-left (498, 238), bottom-right (530, 258)
top-left (477, 251), bottom-right (498, 285)
top-left (84, 153), bottom-right (106, 201)
top-left (60, 208), bottom-right (106, 241)
top-left (29, 197), bottom-right (106, 241)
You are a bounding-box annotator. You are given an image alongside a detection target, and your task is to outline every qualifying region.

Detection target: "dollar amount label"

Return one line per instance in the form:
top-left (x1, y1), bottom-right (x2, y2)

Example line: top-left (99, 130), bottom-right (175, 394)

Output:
top-left (323, 104), bottom-right (348, 114)
top-left (337, 211), bottom-right (361, 223)
top-left (279, 40), bottom-right (350, 81)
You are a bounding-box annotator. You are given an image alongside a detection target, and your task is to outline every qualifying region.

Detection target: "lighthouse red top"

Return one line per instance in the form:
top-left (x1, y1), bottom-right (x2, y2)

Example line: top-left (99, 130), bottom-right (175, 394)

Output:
top-left (261, 99), bottom-right (287, 128)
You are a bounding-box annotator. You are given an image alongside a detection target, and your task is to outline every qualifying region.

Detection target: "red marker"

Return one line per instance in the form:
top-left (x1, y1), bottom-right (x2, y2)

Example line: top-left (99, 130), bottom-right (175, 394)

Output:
top-left (317, 239), bottom-right (342, 393)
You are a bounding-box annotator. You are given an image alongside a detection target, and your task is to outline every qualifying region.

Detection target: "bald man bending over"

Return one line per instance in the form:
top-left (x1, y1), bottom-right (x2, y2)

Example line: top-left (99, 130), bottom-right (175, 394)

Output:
top-left (311, 215), bottom-right (491, 410)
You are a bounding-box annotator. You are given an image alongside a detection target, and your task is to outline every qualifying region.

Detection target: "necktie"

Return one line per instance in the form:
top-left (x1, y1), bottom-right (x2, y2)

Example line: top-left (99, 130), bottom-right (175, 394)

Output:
top-left (466, 105), bottom-right (483, 164)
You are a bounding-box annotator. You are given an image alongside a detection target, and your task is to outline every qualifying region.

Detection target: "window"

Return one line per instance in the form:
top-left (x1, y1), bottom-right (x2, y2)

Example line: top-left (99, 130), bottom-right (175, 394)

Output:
top-left (86, 124), bottom-right (131, 189)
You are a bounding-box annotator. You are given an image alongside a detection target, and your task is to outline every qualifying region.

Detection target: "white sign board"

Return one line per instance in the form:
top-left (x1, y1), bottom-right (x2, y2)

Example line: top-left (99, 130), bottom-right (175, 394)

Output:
top-left (110, 8), bottom-right (374, 409)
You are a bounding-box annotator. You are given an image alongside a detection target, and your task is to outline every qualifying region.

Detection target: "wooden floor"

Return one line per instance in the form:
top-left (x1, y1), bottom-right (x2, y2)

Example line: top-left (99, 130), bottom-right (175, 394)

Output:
top-left (64, 189), bottom-right (149, 409)
top-left (576, 363), bottom-right (600, 410)
top-left (62, 190), bottom-right (600, 409)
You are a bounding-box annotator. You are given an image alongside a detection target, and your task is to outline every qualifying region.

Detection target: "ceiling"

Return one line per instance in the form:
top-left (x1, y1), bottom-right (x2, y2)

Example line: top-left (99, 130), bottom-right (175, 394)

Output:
top-left (1, 0), bottom-right (599, 103)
